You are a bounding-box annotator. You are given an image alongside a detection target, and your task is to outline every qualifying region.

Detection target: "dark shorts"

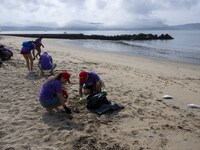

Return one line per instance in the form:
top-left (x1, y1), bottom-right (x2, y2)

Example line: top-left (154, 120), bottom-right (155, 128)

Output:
top-left (39, 97), bottom-right (60, 108)
top-left (84, 85), bottom-right (95, 93)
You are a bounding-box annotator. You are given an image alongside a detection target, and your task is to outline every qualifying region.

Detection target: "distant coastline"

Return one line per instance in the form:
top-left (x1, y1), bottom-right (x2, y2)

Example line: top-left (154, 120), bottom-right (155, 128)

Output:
top-left (0, 33), bottom-right (173, 41)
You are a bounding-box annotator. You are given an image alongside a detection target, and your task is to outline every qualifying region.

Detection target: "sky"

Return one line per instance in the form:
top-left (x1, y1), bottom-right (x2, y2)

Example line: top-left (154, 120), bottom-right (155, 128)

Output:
top-left (0, 0), bottom-right (200, 29)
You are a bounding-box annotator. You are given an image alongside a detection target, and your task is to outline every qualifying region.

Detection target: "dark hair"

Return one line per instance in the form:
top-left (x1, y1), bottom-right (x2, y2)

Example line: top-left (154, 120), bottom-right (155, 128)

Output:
top-left (45, 73), bottom-right (62, 84)
top-left (55, 73), bottom-right (62, 80)
top-left (40, 36), bottom-right (43, 39)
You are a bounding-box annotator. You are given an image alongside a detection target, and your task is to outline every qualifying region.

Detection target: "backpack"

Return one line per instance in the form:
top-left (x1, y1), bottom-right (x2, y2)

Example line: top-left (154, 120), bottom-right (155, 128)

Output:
top-left (22, 41), bottom-right (32, 48)
top-left (86, 92), bottom-right (110, 110)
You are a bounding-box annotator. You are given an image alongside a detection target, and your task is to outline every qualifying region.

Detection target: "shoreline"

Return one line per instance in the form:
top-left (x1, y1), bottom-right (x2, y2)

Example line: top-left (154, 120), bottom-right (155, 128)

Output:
top-left (0, 36), bottom-right (200, 150)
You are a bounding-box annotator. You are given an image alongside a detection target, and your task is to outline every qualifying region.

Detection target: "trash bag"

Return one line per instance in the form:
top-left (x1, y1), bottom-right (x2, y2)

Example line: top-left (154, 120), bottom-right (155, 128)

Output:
top-left (86, 92), bottom-right (110, 110)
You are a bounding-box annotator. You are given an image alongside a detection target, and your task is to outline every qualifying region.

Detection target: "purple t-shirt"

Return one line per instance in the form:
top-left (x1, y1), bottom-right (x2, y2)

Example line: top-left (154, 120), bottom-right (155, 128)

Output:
top-left (40, 52), bottom-right (52, 70)
top-left (39, 80), bottom-right (62, 101)
top-left (80, 72), bottom-right (100, 87)
top-left (21, 43), bottom-right (36, 54)
top-left (3, 48), bottom-right (13, 56)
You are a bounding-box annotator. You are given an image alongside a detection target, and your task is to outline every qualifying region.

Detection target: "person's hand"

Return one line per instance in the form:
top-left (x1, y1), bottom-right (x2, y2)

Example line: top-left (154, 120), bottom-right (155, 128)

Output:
top-left (102, 89), bottom-right (107, 95)
top-left (63, 106), bottom-right (72, 114)
top-left (78, 98), bottom-right (86, 104)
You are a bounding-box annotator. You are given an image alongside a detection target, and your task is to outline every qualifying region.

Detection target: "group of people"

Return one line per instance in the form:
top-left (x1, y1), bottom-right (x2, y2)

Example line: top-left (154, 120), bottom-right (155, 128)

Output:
top-left (20, 36), bottom-right (55, 74)
top-left (20, 37), bottom-right (106, 114)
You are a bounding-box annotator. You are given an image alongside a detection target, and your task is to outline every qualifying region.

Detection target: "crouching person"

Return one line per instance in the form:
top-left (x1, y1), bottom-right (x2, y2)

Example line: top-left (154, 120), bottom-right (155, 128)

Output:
top-left (38, 51), bottom-right (56, 75)
top-left (0, 45), bottom-right (13, 60)
top-left (78, 71), bottom-right (106, 102)
top-left (39, 71), bottom-right (72, 114)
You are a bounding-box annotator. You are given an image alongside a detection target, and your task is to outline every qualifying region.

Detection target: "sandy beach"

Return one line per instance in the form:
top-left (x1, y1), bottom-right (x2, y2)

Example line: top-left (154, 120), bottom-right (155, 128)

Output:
top-left (0, 35), bottom-right (200, 150)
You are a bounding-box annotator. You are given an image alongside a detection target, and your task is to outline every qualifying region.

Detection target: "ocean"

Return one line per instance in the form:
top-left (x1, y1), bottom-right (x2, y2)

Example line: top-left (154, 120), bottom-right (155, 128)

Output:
top-left (58, 30), bottom-right (200, 65)
top-left (1, 30), bottom-right (200, 64)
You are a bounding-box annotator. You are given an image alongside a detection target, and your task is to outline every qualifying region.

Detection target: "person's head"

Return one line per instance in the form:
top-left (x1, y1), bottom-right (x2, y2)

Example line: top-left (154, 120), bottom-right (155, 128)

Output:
top-left (79, 71), bottom-right (88, 83)
top-left (0, 44), bottom-right (4, 50)
top-left (40, 36), bottom-right (43, 39)
top-left (42, 51), bottom-right (48, 55)
top-left (56, 71), bottom-right (71, 84)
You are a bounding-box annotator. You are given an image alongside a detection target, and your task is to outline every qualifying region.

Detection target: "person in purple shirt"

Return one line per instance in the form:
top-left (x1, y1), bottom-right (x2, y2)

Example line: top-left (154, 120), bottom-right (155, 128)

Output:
top-left (39, 71), bottom-right (72, 114)
top-left (20, 41), bottom-right (36, 73)
top-left (0, 45), bottom-right (13, 60)
top-left (34, 36), bottom-right (44, 59)
top-left (38, 51), bottom-right (57, 75)
top-left (78, 71), bottom-right (106, 100)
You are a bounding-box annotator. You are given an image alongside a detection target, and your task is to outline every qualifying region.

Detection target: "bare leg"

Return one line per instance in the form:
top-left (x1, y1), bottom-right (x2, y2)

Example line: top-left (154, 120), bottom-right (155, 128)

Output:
top-left (23, 54), bottom-right (30, 71)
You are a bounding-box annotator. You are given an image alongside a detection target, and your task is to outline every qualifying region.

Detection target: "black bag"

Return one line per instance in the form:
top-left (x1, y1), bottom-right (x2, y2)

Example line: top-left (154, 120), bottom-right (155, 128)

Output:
top-left (86, 92), bottom-right (110, 110)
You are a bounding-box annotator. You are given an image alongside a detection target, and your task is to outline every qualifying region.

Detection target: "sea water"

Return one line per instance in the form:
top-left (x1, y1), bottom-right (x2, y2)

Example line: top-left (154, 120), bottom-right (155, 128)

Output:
top-left (1, 30), bottom-right (200, 64)
top-left (58, 30), bottom-right (200, 64)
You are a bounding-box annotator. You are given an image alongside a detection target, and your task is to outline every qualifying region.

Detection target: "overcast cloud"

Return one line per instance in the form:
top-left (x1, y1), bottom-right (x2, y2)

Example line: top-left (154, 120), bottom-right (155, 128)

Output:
top-left (0, 0), bottom-right (200, 29)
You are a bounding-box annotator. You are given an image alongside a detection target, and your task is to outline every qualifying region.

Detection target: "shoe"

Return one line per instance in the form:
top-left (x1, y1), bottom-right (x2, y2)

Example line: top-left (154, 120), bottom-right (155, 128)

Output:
top-left (64, 107), bottom-right (72, 114)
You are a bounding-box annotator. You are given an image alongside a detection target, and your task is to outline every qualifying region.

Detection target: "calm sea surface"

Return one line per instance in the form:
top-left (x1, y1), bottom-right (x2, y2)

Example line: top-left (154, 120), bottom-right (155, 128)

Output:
top-left (2, 30), bottom-right (200, 64)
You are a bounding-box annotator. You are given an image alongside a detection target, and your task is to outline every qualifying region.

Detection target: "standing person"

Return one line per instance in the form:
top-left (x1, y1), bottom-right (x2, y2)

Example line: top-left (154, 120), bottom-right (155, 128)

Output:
top-left (20, 41), bottom-right (36, 73)
top-left (38, 51), bottom-right (57, 75)
top-left (34, 36), bottom-right (44, 59)
top-left (39, 71), bottom-right (72, 113)
top-left (79, 71), bottom-right (106, 101)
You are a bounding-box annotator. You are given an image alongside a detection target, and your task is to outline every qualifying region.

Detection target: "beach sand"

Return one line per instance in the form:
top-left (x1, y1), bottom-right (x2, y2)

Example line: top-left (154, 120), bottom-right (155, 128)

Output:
top-left (0, 36), bottom-right (200, 150)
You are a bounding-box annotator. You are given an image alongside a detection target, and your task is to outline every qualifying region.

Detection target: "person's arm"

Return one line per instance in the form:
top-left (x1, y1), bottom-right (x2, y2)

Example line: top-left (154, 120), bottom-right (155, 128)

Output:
top-left (57, 93), bottom-right (67, 106)
top-left (40, 40), bottom-right (44, 48)
top-left (57, 93), bottom-right (71, 113)
top-left (100, 80), bottom-right (106, 90)
top-left (32, 50), bottom-right (36, 60)
top-left (79, 85), bottom-right (83, 98)
top-left (95, 81), bottom-right (102, 93)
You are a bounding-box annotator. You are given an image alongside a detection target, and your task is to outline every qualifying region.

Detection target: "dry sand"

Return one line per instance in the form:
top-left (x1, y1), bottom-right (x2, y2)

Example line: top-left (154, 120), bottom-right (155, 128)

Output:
top-left (0, 36), bottom-right (200, 150)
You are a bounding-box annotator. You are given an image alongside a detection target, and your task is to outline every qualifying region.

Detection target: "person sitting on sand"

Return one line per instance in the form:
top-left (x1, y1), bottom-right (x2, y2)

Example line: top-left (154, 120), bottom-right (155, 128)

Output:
top-left (79, 71), bottom-right (106, 101)
top-left (0, 45), bottom-right (13, 60)
top-left (38, 51), bottom-right (57, 75)
top-left (39, 71), bottom-right (72, 114)
top-left (34, 36), bottom-right (44, 59)
top-left (20, 41), bottom-right (36, 73)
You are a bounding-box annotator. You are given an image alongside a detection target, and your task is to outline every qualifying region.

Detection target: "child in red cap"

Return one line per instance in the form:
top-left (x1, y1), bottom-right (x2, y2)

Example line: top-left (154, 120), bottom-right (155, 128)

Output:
top-left (39, 71), bottom-right (71, 114)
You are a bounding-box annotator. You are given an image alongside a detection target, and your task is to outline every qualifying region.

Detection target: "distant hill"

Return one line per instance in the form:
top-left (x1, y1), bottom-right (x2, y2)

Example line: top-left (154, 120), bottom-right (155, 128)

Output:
top-left (0, 23), bottom-right (200, 31)
top-left (170, 23), bottom-right (200, 30)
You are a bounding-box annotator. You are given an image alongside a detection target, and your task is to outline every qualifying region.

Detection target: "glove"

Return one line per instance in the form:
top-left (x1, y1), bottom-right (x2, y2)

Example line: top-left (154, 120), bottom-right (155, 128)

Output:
top-left (78, 98), bottom-right (86, 104)
top-left (102, 89), bottom-right (107, 95)
top-left (63, 106), bottom-right (72, 114)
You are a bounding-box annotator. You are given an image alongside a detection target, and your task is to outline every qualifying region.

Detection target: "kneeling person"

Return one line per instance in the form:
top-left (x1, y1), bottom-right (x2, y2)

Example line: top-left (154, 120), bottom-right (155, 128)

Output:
top-left (38, 51), bottom-right (56, 75)
top-left (79, 71), bottom-right (105, 99)
top-left (39, 71), bottom-right (72, 113)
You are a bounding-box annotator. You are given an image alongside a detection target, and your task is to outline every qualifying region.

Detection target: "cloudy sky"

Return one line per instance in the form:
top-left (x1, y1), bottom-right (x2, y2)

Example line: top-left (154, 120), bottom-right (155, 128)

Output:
top-left (0, 0), bottom-right (200, 29)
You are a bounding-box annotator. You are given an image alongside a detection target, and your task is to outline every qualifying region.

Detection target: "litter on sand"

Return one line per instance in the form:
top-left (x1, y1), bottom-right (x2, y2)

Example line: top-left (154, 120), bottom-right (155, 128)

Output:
top-left (163, 95), bottom-right (173, 99)
top-left (187, 104), bottom-right (200, 109)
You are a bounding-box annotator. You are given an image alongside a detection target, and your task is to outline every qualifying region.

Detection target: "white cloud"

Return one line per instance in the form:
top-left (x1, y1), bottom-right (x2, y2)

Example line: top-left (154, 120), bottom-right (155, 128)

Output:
top-left (0, 0), bottom-right (199, 28)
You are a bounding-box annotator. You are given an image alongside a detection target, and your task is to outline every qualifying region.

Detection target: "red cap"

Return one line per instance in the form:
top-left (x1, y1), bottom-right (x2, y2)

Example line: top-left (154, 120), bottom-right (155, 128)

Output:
top-left (79, 71), bottom-right (88, 83)
top-left (61, 71), bottom-right (71, 83)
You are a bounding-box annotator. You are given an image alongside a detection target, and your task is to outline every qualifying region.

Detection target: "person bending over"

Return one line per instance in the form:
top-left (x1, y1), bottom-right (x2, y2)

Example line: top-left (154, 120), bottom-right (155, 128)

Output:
top-left (79, 71), bottom-right (106, 101)
top-left (34, 36), bottom-right (44, 59)
top-left (38, 51), bottom-right (57, 75)
top-left (20, 41), bottom-right (36, 73)
top-left (39, 71), bottom-right (72, 114)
